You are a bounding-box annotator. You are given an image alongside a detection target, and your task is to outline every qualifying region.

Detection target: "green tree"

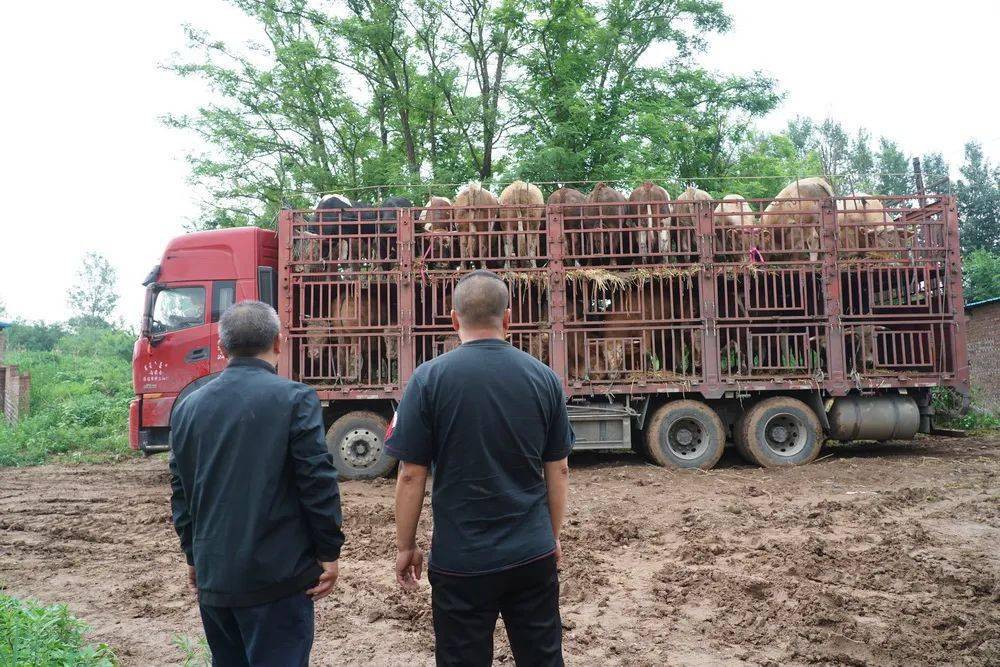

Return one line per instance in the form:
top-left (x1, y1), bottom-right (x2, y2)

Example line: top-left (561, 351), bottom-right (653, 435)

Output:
top-left (816, 118), bottom-right (849, 192)
top-left (168, 0), bottom-right (780, 221)
top-left (956, 141), bottom-right (1000, 254)
top-left (846, 128), bottom-right (876, 193)
top-left (876, 138), bottom-right (910, 196)
top-left (509, 0), bottom-right (779, 187)
top-left (962, 249), bottom-right (1000, 303)
top-left (720, 133), bottom-right (823, 201)
top-left (66, 252), bottom-right (119, 328)
top-left (919, 152), bottom-right (949, 192)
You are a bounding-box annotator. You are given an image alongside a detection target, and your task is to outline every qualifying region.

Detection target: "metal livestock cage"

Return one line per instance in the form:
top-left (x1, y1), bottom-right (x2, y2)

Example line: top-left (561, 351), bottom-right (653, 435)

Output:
top-left (276, 193), bottom-right (969, 405)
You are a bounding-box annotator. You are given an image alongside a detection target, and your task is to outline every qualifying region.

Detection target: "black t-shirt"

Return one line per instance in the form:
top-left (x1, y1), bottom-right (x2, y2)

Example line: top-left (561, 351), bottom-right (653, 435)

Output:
top-left (385, 338), bottom-right (574, 575)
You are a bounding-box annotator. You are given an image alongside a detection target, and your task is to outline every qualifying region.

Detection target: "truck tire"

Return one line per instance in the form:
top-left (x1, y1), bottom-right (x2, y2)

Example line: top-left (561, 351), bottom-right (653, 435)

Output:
top-left (326, 411), bottom-right (397, 480)
top-left (736, 396), bottom-right (823, 468)
top-left (644, 400), bottom-right (726, 470)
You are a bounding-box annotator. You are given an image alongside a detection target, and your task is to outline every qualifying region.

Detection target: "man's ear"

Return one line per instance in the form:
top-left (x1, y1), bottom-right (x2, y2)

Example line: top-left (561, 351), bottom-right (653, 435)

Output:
top-left (219, 343), bottom-right (231, 360)
top-left (502, 309), bottom-right (512, 332)
top-left (273, 333), bottom-right (283, 354)
top-left (450, 310), bottom-right (461, 332)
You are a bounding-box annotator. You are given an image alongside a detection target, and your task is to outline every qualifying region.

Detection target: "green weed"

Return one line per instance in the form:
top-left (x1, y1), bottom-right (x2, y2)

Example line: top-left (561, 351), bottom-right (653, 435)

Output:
top-left (0, 593), bottom-right (117, 666)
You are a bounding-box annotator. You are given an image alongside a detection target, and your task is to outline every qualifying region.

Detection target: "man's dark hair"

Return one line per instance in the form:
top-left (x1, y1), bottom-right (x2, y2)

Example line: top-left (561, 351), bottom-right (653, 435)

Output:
top-left (219, 300), bottom-right (280, 357)
top-left (453, 270), bottom-right (509, 328)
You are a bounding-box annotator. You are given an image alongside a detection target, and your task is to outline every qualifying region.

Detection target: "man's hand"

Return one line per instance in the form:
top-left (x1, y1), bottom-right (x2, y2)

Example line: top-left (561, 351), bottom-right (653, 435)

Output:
top-left (187, 565), bottom-right (198, 595)
top-left (395, 546), bottom-right (424, 592)
top-left (306, 560), bottom-right (340, 601)
top-left (554, 538), bottom-right (563, 569)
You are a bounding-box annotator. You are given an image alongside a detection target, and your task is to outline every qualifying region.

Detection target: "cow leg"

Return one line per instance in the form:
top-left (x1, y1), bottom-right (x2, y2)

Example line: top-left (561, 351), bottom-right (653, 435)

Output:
top-left (480, 224), bottom-right (492, 269)
top-left (636, 225), bottom-right (648, 261)
top-left (528, 231), bottom-right (538, 269)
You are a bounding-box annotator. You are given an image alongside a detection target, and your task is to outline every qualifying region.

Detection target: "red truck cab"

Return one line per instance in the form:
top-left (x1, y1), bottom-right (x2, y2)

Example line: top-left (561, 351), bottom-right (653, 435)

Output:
top-left (129, 227), bottom-right (278, 451)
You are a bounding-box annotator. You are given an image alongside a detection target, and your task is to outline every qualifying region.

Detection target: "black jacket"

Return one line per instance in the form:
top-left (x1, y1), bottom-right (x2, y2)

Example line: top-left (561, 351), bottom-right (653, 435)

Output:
top-left (169, 357), bottom-right (345, 607)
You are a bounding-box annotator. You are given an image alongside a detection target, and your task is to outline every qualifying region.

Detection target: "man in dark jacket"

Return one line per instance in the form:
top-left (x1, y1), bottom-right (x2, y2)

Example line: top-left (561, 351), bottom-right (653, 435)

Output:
top-left (387, 270), bottom-right (573, 666)
top-left (170, 300), bottom-right (344, 667)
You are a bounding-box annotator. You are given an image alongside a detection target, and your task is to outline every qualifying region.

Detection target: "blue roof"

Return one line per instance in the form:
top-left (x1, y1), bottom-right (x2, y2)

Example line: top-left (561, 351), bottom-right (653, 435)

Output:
top-left (0, 321), bottom-right (11, 330)
top-left (966, 296), bottom-right (1000, 310)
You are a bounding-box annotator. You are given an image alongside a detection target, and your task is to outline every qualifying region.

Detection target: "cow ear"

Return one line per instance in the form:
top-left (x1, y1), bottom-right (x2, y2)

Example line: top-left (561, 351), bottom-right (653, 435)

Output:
top-left (875, 325), bottom-right (888, 331)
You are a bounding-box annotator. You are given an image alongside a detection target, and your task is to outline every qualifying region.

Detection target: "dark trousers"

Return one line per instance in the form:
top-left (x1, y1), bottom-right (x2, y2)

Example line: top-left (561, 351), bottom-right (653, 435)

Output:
top-left (429, 555), bottom-right (563, 667)
top-left (198, 592), bottom-right (314, 667)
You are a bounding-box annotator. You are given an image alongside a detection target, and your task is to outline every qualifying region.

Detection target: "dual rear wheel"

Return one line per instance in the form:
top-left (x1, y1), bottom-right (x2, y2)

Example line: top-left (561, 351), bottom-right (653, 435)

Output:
top-left (643, 396), bottom-right (824, 470)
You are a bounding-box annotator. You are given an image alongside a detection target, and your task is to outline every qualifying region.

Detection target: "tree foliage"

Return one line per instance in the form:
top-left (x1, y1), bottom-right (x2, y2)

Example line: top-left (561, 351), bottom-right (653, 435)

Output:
top-left (962, 249), bottom-right (1000, 304)
top-left (956, 141), bottom-right (1000, 255)
top-left (167, 0), bottom-right (782, 223)
top-left (66, 252), bottom-right (119, 328)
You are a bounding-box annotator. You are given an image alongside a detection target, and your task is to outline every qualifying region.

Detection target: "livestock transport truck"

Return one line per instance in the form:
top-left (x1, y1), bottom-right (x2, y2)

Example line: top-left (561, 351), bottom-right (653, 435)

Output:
top-left (130, 191), bottom-right (969, 478)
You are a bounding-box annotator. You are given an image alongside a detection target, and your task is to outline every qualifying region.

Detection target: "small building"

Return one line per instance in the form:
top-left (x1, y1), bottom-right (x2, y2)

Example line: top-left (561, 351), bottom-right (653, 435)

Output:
top-left (965, 297), bottom-right (1000, 412)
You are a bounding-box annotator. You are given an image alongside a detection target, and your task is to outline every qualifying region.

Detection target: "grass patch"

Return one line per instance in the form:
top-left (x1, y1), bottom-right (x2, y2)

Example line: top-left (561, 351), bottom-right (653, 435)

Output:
top-left (932, 386), bottom-right (1000, 432)
top-left (0, 326), bottom-right (136, 466)
top-left (172, 634), bottom-right (211, 666)
top-left (0, 593), bottom-right (117, 665)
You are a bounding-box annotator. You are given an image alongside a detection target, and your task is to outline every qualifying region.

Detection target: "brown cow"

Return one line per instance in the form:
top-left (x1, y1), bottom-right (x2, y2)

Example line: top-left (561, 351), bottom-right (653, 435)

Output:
top-left (499, 180), bottom-right (545, 268)
top-left (417, 196), bottom-right (455, 266)
top-left (327, 288), bottom-right (398, 384)
top-left (567, 332), bottom-right (614, 381)
top-left (672, 186), bottom-right (712, 261)
top-left (586, 183), bottom-right (627, 260)
top-left (713, 194), bottom-right (757, 262)
top-left (292, 231), bottom-right (325, 273)
top-left (301, 316), bottom-right (333, 363)
top-left (600, 283), bottom-right (702, 378)
top-left (628, 181), bottom-right (671, 260)
top-left (548, 187), bottom-right (589, 264)
top-left (838, 193), bottom-right (885, 257)
top-left (454, 182), bottom-right (499, 268)
top-left (838, 195), bottom-right (914, 257)
top-left (760, 177), bottom-right (835, 261)
top-left (419, 195), bottom-right (453, 231)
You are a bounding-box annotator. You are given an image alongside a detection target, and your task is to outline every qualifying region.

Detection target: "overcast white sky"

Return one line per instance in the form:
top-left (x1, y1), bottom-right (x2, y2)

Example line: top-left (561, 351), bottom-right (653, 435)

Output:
top-left (1, 0), bottom-right (996, 323)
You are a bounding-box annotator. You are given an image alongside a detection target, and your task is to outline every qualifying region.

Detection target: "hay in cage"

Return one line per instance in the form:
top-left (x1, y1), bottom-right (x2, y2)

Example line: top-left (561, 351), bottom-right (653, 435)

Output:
top-left (624, 371), bottom-right (698, 383)
top-left (496, 270), bottom-right (549, 287)
top-left (566, 266), bottom-right (699, 290)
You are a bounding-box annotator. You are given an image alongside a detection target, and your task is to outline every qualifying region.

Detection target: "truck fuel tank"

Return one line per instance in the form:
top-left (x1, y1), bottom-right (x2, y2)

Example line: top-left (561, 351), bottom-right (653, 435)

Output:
top-left (827, 395), bottom-right (920, 442)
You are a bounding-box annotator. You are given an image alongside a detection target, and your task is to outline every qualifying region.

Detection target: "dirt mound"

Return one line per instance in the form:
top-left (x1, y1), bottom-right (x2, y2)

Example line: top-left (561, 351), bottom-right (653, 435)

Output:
top-left (0, 435), bottom-right (997, 665)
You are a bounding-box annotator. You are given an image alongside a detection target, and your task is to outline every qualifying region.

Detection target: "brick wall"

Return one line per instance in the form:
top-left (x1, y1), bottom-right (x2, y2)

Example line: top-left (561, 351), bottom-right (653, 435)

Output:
top-left (3, 364), bottom-right (30, 424)
top-left (1, 332), bottom-right (32, 424)
top-left (966, 301), bottom-right (1000, 412)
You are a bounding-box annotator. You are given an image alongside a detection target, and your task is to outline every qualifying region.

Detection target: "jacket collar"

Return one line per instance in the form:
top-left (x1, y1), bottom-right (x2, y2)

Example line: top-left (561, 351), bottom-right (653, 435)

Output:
top-left (227, 357), bottom-right (277, 374)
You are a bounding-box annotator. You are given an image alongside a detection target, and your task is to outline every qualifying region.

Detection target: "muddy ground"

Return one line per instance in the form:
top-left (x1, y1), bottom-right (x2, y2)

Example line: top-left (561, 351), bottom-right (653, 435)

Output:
top-left (1, 435), bottom-right (998, 666)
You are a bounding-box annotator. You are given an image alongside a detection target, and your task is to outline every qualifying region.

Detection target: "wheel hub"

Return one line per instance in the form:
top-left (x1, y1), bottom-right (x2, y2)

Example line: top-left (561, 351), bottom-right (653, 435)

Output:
top-left (667, 418), bottom-right (707, 459)
top-left (341, 428), bottom-right (382, 468)
top-left (762, 413), bottom-right (806, 457)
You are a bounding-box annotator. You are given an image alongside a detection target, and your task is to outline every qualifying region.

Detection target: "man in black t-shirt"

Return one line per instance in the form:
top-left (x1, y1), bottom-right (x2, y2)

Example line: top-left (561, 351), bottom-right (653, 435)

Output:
top-left (387, 270), bottom-right (574, 667)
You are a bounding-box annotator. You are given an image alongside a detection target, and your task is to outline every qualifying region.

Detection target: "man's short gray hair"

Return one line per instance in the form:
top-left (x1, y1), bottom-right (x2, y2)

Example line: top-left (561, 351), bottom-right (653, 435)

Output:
top-left (219, 300), bottom-right (280, 357)
top-left (453, 270), bottom-right (509, 328)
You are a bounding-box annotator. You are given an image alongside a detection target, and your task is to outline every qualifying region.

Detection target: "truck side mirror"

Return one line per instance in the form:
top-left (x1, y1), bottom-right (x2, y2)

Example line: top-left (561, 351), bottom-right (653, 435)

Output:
top-left (142, 284), bottom-right (163, 344)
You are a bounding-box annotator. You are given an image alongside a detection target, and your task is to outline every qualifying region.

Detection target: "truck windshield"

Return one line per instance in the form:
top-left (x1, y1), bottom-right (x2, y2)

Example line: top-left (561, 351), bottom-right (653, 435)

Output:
top-left (151, 287), bottom-right (206, 334)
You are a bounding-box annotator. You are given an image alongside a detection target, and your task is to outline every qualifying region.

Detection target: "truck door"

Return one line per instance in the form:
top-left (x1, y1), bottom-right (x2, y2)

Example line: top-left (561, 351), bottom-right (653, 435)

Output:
top-left (141, 282), bottom-right (212, 396)
top-left (209, 280), bottom-right (237, 374)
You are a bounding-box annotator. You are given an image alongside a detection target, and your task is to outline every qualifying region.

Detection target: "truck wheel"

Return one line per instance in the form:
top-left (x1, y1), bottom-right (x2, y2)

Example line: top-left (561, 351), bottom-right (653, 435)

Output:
top-left (644, 400), bottom-right (726, 470)
top-left (736, 397), bottom-right (823, 468)
top-left (326, 411), bottom-right (397, 480)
